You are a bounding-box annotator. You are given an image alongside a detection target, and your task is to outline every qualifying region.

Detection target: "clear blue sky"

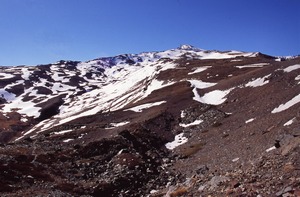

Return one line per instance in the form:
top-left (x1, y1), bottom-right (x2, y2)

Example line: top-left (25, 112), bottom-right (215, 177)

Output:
top-left (0, 0), bottom-right (299, 66)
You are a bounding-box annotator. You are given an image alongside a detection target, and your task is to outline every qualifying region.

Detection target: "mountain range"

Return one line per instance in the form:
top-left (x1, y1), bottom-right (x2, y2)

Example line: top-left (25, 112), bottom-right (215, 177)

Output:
top-left (0, 45), bottom-right (299, 196)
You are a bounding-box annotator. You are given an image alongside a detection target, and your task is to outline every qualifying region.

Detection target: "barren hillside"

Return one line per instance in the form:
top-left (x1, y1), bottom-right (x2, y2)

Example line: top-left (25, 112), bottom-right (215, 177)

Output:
top-left (0, 45), bottom-right (299, 196)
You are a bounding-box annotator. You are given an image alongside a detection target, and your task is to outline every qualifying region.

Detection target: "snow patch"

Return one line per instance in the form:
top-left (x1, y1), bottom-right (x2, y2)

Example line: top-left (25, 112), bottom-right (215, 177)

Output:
top-left (188, 80), bottom-right (224, 105)
top-left (245, 118), bottom-right (255, 124)
top-left (140, 79), bottom-right (175, 101)
top-left (52, 83), bottom-right (76, 93)
top-left (230, 59), bottom-right (243, 62)
top-left (21, 68), bottom-right (31, 80)
top-left (236, 63), bottom-right (269, 68)
top-left (295, 75), bottom-right (300, 81)
top-left (188, 66), bottom-right (211, 75)
top-left (63, 139), bottom-right (74, 143)
top-left (0, 73), bottom-right (14, 79)
top-left (150, 190), bottom-right (158, 194)
top-left (180, 110), bottom-right (186, 118)
top-left (179, 119), bottom-right (203, 127)
top-left (20, 117), bottom-right (28, 122)
top-left (3, 98), bottom-right (41, 117)
top-left (272, 94), bottom-right (300, 113)
top-left (266, 146), bottom-right (276, 152)
top-left (245, 74), bottom-right (271, 88)
top-left (283, 64), bottom-right (300, 72)
top-left (165, 133), bottom-right (188, 150)
top-left (106, 121), bottom-right (130, 129)
top-left (124, 101), bottom-right (166, 112)
top-left (200, 51), bottom-right (251, 60)
top-left (53, 129), bottom-right (73, 135)
top-left (284, 118), bottom-right (296, 126)
top-left (188, 79), bottom-right (217, 89)
top-left (194, 89), bottom-right (233, 105)
top-left (232, 158), bottom-right (239, 162)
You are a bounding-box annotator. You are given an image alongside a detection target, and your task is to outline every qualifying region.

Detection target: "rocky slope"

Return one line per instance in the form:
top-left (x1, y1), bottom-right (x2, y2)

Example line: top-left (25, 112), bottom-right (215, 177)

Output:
top-left (0, 45), bottom-right (299, 196)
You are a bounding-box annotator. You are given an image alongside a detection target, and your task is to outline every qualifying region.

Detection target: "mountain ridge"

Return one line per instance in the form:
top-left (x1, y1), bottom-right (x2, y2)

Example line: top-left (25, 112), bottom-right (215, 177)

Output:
top-left (0, 45), bottom-right (262, 142)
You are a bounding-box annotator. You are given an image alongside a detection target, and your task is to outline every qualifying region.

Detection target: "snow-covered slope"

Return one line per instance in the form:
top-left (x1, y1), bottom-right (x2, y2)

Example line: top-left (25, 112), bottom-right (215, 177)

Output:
top-left (0, 45), bottom-right (260, 141)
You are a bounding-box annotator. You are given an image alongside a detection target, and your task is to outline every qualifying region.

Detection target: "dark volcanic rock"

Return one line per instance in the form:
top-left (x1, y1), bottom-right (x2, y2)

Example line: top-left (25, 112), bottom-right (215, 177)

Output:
top-left (36, 95), bottom-right (65, 121)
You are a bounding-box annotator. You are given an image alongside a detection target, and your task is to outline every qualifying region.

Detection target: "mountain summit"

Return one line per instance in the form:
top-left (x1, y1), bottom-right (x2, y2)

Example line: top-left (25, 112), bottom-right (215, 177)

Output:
top-left (178, 44), bottom-right (196, 50)
top-left (0, 46), bottom-right (299, 196)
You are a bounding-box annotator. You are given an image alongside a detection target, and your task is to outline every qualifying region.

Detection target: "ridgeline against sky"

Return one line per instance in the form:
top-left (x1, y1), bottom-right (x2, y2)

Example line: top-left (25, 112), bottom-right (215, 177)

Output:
top-left (0, 0), bottom-right (299, 66)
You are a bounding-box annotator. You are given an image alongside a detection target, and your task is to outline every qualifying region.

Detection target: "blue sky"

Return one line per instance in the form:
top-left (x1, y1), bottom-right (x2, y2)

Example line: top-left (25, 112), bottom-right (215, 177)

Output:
top-left (0, 0), bottom-right (299, 66)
